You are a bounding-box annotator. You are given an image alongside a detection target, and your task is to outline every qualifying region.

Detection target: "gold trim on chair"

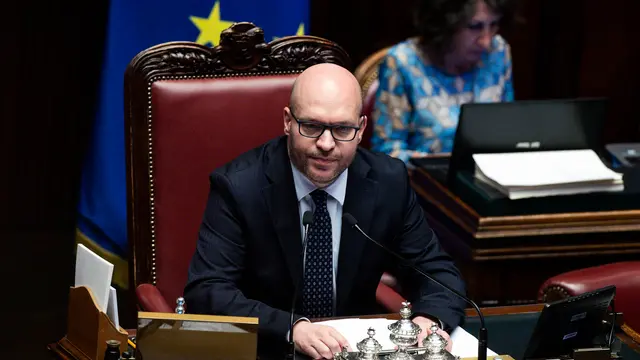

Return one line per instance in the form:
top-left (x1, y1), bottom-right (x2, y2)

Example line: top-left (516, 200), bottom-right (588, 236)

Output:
top-left (540, 285), bottom-right (571, 303)
top-left (622, 323), bottom-right (640, 344)
top-left (354, 46), bottom-right (390, 97)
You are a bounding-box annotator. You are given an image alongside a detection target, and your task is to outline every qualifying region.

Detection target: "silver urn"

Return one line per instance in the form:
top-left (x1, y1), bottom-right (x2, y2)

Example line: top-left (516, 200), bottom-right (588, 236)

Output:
top-left (356, 327), bottom-right (383, 359)
top-left (422, 323), bottom-right (449, 360)
top-left (387, 302), bottom-right (421, 360)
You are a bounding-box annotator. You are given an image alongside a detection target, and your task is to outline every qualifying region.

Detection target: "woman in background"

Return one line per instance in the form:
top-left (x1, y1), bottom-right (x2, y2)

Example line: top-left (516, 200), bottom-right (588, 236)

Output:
top-left (371, 0), bottom-right (517, 162)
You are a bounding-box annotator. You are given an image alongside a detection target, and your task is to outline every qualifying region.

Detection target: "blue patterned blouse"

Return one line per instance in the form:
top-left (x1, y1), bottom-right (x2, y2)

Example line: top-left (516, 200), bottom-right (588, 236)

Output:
top-left (370, 35), bottom-right (514, 163)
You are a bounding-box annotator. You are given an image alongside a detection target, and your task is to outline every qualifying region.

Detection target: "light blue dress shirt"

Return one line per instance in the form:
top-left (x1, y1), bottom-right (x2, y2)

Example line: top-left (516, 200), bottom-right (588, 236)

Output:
top-left (290, 162), bottom-right (348, 314)
top-left (287, 163), bottom-right (444, 332)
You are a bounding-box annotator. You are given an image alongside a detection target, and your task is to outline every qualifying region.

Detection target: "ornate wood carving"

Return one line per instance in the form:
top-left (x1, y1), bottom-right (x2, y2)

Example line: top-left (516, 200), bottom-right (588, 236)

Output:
top-left (128, 22), bottom-right (351, 80)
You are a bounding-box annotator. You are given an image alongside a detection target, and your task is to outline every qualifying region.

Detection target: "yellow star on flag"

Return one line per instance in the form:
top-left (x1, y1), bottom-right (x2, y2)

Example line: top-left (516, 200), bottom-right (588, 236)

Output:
top-left (189, 1), bottom-right (234, 46)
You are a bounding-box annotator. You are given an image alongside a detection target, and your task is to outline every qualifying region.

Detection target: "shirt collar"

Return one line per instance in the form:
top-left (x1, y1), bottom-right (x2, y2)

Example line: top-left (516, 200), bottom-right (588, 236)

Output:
top-left (290, 161), bottom-right (347, 206)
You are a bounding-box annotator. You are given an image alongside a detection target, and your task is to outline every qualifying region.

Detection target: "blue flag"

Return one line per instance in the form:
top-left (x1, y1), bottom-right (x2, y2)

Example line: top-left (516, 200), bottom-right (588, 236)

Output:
top-left (77, 0), bottom-right (309, 288)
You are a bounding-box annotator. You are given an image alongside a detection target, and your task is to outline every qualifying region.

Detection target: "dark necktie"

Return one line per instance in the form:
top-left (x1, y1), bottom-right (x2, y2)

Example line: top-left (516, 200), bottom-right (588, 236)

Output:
top-left (301, 189), bottom-right (334, 318)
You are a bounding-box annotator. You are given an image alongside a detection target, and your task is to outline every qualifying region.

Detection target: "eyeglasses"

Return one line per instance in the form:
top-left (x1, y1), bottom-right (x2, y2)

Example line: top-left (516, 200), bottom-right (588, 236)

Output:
top-left (290, 111), bottom-right (362, 142)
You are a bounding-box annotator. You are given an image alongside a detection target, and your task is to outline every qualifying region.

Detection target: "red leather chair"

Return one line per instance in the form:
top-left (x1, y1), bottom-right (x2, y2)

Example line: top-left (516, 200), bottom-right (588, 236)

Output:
top-left (538, 261), bottom-right (640, 343)
top-left (124, 22), bottom-right (353, 313)
top-left (124, 22), bottom-right (405, 316)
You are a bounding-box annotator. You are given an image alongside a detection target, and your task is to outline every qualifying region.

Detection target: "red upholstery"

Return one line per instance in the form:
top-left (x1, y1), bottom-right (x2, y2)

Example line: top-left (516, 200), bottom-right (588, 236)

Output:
top-left (539, 261), bottom-right (640, 339)
top-left (151, 76), bottom-right (296, 304)
top-left (376, 282), bottom-right (406, 313)
top-left (136, 283), bottom-right (174, 313)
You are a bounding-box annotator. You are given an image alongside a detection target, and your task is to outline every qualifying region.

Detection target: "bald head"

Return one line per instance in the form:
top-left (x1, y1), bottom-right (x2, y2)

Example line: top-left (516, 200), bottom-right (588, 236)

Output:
top-left (289, 63), bottom-right (362, 118)
top-left (283, 63), bottom-right (367, 189)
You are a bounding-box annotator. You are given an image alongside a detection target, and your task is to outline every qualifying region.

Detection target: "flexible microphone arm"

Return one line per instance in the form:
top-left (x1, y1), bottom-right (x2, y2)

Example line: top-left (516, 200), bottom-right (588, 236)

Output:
top-left (288, 211), bottom-right (314, 360)
top-left (342, 213), bottom-right (487, 360)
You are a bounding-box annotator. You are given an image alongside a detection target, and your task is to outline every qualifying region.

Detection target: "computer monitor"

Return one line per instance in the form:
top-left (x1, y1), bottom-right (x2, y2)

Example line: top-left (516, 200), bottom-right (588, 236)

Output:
top-left (523, 285), bottom-right (616, 360)
top-left (447, 98), bottom-right (608, 186)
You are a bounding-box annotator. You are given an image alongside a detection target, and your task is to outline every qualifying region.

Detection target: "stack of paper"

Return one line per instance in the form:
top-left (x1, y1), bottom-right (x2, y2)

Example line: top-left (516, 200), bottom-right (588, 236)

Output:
top-left (74, 244), bottom-right (120, 328)
top-left (315, 318), bottom-right (497, 358)
top-left (472, 149), bottom-right (624, 200)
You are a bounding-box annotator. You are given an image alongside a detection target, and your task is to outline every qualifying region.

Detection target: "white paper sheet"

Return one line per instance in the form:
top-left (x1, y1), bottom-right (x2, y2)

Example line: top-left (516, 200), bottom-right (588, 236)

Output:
top-left (472, 150), bottom-right (622, 187)
top-left (74, 244), bottom-right (114, 312)
top-left (314, 318), bottom-right (497, 358)
top-left (107, 286), bottom-right (120, 328)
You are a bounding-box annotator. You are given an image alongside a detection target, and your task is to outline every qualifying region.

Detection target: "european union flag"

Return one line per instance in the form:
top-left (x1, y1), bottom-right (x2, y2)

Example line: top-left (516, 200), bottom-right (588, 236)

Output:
top-left (77, 0), bottom-right (309, 288)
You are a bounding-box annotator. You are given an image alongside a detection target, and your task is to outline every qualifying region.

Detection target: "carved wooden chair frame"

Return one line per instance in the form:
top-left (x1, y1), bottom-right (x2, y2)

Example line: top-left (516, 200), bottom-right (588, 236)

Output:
top-left (354, 46), bottom-right (390, 97)
top-left (124, 22), bottom-right (351, 292)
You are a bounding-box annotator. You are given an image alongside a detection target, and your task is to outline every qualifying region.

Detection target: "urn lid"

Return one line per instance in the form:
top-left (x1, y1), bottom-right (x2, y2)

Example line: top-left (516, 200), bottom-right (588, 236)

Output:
top-left (387, 301), bottom-right (422, 337)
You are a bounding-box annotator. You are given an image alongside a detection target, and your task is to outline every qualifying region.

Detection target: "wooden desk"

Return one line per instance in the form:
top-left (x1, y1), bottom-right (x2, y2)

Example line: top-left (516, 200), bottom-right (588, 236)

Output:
top-left (50, 305), bottom-right (639, 359)
top-left (410, 167), bottom-right (640, 306)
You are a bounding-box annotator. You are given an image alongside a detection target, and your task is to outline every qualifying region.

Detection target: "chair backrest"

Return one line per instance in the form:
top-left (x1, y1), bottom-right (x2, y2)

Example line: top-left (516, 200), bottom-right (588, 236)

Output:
top-left (125, 22), bottom-right (351, 305)
top-left (354, 46), bottom-right (389, 149)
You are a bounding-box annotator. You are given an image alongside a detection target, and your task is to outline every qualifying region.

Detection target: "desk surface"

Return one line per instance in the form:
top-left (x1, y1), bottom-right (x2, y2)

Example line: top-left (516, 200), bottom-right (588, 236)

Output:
top-left (49, 304), bottom-right (640, 360)
top-left (320, 304), bottom-right (639, 358)
top-left (317, 305), bottom-right (639, 360)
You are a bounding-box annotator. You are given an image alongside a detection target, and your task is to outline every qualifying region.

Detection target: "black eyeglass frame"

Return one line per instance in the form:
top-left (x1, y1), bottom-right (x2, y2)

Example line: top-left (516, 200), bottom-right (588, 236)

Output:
top-left (289, 110), bottom-right (363, 142)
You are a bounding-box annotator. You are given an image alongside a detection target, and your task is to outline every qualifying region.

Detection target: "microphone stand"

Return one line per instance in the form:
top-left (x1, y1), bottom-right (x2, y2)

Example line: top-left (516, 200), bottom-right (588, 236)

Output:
top-left (343, 213), bottom-right (487, 360)
top-left (288, 211), bottom-right (314, 360)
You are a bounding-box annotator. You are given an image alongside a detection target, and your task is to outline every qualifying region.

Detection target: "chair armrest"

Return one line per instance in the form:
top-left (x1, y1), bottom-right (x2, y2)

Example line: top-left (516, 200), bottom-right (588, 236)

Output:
top-left (376, 281), bottom-right (406, 313)
top-left (136, 283), bottom-right (174, 313)
top-left (380, 272), bottom-right (402, 293)
top-left (538, 261), bottom-right (640, 302)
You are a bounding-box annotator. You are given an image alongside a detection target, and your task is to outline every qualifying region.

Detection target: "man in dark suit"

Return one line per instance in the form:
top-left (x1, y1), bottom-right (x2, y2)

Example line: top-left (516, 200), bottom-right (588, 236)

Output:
top-left (184, 63), bottom-right (466, 359)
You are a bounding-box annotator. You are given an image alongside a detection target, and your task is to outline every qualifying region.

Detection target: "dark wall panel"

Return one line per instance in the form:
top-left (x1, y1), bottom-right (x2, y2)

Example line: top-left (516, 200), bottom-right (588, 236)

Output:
top-left (1, 1), bottom-right (109, 357)
top-left (310, 0), bottom-right (640, 142)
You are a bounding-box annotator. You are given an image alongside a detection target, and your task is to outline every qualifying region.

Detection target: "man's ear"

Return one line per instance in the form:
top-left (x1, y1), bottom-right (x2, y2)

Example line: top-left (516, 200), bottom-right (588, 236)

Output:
top-left (357, 115), bottom-right (368, 143)
top-left (283, 107), bottom-right (292, 135)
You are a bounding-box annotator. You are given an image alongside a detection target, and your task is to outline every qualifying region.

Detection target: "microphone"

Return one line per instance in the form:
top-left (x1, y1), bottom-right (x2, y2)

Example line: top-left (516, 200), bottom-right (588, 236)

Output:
top-left (342, 213), bottom-right (488, 360)
top-left (288, 210), bottom-right (314, 359)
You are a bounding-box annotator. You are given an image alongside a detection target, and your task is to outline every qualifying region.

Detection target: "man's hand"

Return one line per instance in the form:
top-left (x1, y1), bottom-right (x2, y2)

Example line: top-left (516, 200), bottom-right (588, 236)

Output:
top-left (413, 316), bottom-right (452, 352)
top-left (292, 321), bottom-right (351, 359)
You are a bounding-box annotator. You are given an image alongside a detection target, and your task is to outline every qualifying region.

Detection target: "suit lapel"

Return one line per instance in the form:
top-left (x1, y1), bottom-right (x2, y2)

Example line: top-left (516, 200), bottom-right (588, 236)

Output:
top-left (261, 141), bottom-right (379, 312)
top-left (261, 138), bottom-right (302, 286)
top-left (336, 154), bottom-right (377, 313)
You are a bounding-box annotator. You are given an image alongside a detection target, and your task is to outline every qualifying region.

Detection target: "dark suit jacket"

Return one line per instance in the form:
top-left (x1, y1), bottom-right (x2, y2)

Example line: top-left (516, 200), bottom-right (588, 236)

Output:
top-left (184, 136), bottom-right (466, 352)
